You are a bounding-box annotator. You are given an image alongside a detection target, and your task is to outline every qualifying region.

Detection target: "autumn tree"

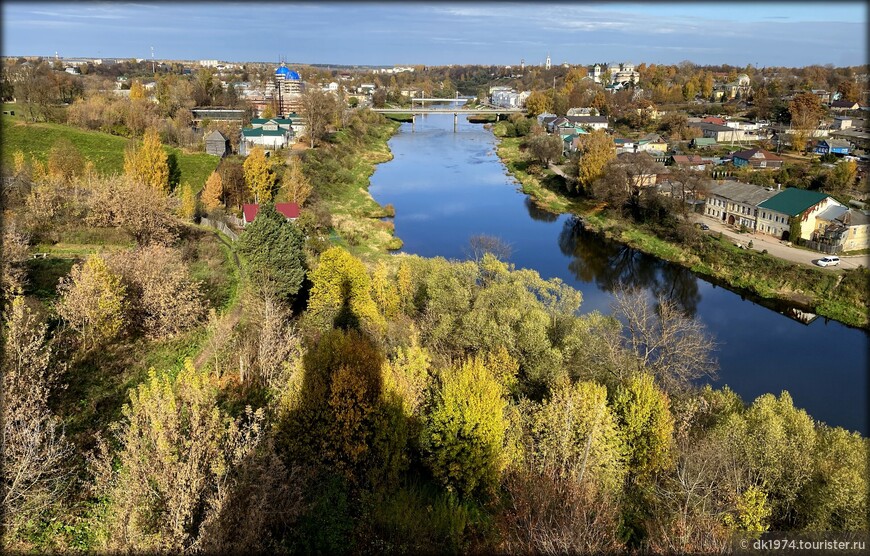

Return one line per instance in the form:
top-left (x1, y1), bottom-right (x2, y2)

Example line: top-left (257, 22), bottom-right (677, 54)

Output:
top-left (592, 152), bottom-right (662, 212)
top-left (129, 79), bottom-right (146, 100)
top-left (201, 171), bottom-right (223, 211)
top-left (788, 92), bottom-right (824, 153)
top-left (86, 176), bottom-right (177, 245)
top-left (305, 246), bottom-right (383, 333)
top-left (177, 181), bottom-right (198, 220)
top-left (612, 373), bottom-right (675, 480)
top-left (56, 254), bottom-right (127, 350)
top-left (1, 224), bottom-right (30, 302)
top-left (530, 378), bottom-right (625, 493)
top-left (124, 126), bottom-right (170, 193)
top-left (47, 138), bottom-right (85, 184)
top-left (836, 80), bottom-right (859, 103)
top-left (243, 146), bottom-right (276, 203)
top-left (300, 88), bottom-right (338, 148)
top-left (2, 298), bottom-right (73, 540)
top-left (219, 159), bottom-right (247, 210)
top-left (527, 133), bottom-right (564, 166)
top-left (715, 392), bottom-right (816, 529)
top-left (108, 245), bottom-right (205, 339)
top-left (278, 328), bottom-right (408, 491)
top-left (825, 159), bottom-right (858, 194)
top-left (421, 356), bottom-right (509, 499)
top-left (94, 361), bottom-right (264, 553)
top-left (525, 90), bottom-right (553, 117)
top-left (281, 156), bottom-right (313, 206)
top-left (576, 129), bottom-right (616, 194)
top-left (795, 426), bottom-right (868, 531)
top-left (503, 378), bottom-right (625, 554)
top-left (237, 202), bottom-right (306, 302)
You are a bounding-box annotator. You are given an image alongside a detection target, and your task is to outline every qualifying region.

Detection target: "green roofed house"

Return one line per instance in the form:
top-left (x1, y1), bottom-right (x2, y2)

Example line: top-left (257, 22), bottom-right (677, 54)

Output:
top-left (757, 188), bottom-right (844, 241)
top-left (240, 117), bottom-right (300, 155)
top-left (691, 137), bottom-right (717, 149)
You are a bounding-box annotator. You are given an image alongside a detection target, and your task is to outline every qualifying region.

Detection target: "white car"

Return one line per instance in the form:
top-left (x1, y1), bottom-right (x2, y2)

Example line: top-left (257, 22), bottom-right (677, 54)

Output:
top-left (816, 256), bottom-right (840, 267)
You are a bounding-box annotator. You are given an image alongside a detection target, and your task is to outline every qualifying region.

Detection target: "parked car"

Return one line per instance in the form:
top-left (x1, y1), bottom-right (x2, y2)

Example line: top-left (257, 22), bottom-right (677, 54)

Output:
top-left (699, 223), bottom-right (710, 230)
top-left (816, 256), bottom-right (840, 267)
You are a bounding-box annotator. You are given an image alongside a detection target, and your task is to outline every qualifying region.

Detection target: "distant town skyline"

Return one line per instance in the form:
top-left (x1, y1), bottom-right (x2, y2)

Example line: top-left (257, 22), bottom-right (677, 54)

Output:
top-left (2, 1), bottom-right (867, 68)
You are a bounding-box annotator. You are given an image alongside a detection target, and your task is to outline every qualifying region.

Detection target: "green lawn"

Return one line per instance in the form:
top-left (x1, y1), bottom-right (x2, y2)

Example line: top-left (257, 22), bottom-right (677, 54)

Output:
top-left (1, 114), bottom-right (219, 191)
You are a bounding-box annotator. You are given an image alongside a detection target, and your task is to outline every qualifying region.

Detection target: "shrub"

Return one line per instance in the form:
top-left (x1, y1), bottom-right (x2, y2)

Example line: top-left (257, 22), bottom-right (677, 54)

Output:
top-left (421, 356), bottom-right (509, 499)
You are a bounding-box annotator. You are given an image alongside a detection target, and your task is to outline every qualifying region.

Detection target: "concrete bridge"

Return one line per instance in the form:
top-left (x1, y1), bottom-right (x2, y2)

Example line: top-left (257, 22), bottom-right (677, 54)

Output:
top-left (371, 106), bottom-right (525, 132)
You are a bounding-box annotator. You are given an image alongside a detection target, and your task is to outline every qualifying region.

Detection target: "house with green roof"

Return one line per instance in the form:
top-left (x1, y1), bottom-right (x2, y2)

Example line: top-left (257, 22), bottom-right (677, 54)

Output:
top-left (757, 188), bottom-right (844, 241)
top-left (240, 124), bottom-right (296, 155)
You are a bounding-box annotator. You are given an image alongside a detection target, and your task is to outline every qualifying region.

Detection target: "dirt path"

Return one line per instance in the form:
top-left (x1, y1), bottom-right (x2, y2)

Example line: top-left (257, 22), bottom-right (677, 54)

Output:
top-left (194, 230), bottom-right (243, 370)
top-left (693, 213), bottom-right (870, 270)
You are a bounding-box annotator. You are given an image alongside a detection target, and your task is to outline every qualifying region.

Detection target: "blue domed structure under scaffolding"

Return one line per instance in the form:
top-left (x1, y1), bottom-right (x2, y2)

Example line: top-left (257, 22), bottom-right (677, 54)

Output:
top-left (275, 64), bottom-right (301, 81)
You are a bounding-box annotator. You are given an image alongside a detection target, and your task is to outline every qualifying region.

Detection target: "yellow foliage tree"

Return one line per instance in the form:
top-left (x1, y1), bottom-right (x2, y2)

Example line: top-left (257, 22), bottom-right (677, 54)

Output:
top-left (56, 254), bottom-right (127, 350)
top-left (370, 261), bottom-right (400, 320)
top-left (306, 247), bottom-right (384, 333)
top-left (525, 90), bottom-right (553, 117)
top-left (13, 150), bottom-right (28, 177)
top-left (129, 80), bottom-right (146, 100)
top-left (124, 127), bottom-right (170, 193)
top-left (177, 182), bottom-right (198, 220)
top-left (243, 147), bottom-right (275, 203)
top-left (576, 129), bottom-right (616, 193)
top-left (396, 259), bottom-right (414, 312)
top-left (280, 157), bottom-right (312, 206)
top-left (201, 171), bottom-right (223, 211)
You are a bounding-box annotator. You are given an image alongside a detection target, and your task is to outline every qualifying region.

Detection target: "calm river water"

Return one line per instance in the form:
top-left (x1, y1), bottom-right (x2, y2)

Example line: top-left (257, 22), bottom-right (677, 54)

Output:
top-left (369, 113), bottom-right (869, 434)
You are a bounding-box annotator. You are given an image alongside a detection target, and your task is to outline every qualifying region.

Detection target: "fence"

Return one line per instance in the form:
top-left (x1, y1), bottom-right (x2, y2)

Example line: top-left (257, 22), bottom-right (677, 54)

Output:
top-left (803, 240), bottom-right (841, 254)
top-left (200, 217), bottom-right (238, 242)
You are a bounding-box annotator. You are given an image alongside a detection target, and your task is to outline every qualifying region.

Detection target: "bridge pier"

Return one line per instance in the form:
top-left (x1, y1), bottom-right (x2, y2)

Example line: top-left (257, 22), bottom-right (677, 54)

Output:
top-left (453, 113), bottom-right (458, 132)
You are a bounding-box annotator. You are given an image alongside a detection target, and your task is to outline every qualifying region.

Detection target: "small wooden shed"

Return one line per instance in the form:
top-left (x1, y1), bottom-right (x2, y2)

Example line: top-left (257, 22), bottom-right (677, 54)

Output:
top-left (205, 130), bottom-right (230, 157)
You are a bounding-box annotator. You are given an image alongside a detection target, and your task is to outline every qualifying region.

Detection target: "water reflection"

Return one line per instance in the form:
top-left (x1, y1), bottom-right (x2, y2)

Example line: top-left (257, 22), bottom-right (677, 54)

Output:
top-left (558, 217), bottom-right (701, 316)
top-left (524, 197), bottom-right (560, 222)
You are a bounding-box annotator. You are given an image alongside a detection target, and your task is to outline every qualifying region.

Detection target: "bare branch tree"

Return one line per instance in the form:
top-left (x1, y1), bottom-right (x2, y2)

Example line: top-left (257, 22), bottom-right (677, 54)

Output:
top-left (611, 286), bottom-right (718, 393)
top-left (465, 233), bottom-right (513, 262)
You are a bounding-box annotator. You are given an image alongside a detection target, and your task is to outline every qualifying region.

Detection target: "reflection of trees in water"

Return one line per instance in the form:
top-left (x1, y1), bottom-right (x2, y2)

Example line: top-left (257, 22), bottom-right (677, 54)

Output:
top-left (558, 217), bottom-right (700, 316)
top-left (524, 197), bottom-right (560, 222)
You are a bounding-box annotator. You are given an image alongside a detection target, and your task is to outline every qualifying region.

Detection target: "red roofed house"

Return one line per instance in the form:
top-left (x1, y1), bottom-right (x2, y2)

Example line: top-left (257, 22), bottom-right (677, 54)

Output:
top-left (242, 202), bottom-right (300, 226)
top-left (702, 116), bottom-right (727, 126)
top-left (668, 154), bottom-right (714, 171)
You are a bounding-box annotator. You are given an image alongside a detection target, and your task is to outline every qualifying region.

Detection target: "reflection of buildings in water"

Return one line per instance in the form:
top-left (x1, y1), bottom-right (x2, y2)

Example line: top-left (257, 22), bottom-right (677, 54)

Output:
top-left (782, 307), bottom-right (818, 325)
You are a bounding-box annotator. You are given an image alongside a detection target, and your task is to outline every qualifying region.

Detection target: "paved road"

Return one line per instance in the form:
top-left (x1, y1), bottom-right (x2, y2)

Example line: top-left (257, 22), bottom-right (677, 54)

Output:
top-left (693, 214), bottom-right (869, 270)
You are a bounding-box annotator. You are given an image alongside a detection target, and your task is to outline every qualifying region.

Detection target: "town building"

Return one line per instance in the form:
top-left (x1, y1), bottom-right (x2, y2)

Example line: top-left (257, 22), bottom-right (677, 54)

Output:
top-left (608, 62), bottom-right (639, 85)
top-left (813, 139), bottom-right (852, 156)
top-left (704, 181), bottom-right (778, 230)
top-left (240, 117), bottom-right (297, 155)
top-left (809, 207), bottom-right (870, 253)
top-left (731, 148), bottom-right (784, 169)
top-left (757, 188), bottom-right (843, 241)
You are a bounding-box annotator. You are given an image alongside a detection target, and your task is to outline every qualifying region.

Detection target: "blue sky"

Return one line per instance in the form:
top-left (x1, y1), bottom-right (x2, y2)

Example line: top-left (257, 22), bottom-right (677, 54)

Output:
top-left (2, 2), bottom-right (867, 67)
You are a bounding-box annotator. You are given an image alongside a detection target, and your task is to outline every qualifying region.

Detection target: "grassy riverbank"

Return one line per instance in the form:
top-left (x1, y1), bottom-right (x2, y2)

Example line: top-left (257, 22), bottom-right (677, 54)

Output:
top-left (495, 137), bottom-right (870, 329)
top-left (302, 112), bottom-right (402, 259)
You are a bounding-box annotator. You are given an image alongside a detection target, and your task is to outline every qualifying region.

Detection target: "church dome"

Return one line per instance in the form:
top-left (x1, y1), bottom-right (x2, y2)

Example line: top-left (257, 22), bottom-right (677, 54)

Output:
top-left (275, 65), bottom-right (301, 80)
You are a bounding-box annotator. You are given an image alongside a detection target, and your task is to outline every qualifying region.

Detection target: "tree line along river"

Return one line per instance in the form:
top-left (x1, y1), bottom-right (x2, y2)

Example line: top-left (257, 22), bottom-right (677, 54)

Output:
top-left (368, 111), bottom-right (869, 434)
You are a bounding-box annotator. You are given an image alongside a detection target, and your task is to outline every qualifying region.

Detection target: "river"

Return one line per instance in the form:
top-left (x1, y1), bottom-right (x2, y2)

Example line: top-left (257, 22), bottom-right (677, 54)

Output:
top-left (368, 112), bottom-right (869, 434)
